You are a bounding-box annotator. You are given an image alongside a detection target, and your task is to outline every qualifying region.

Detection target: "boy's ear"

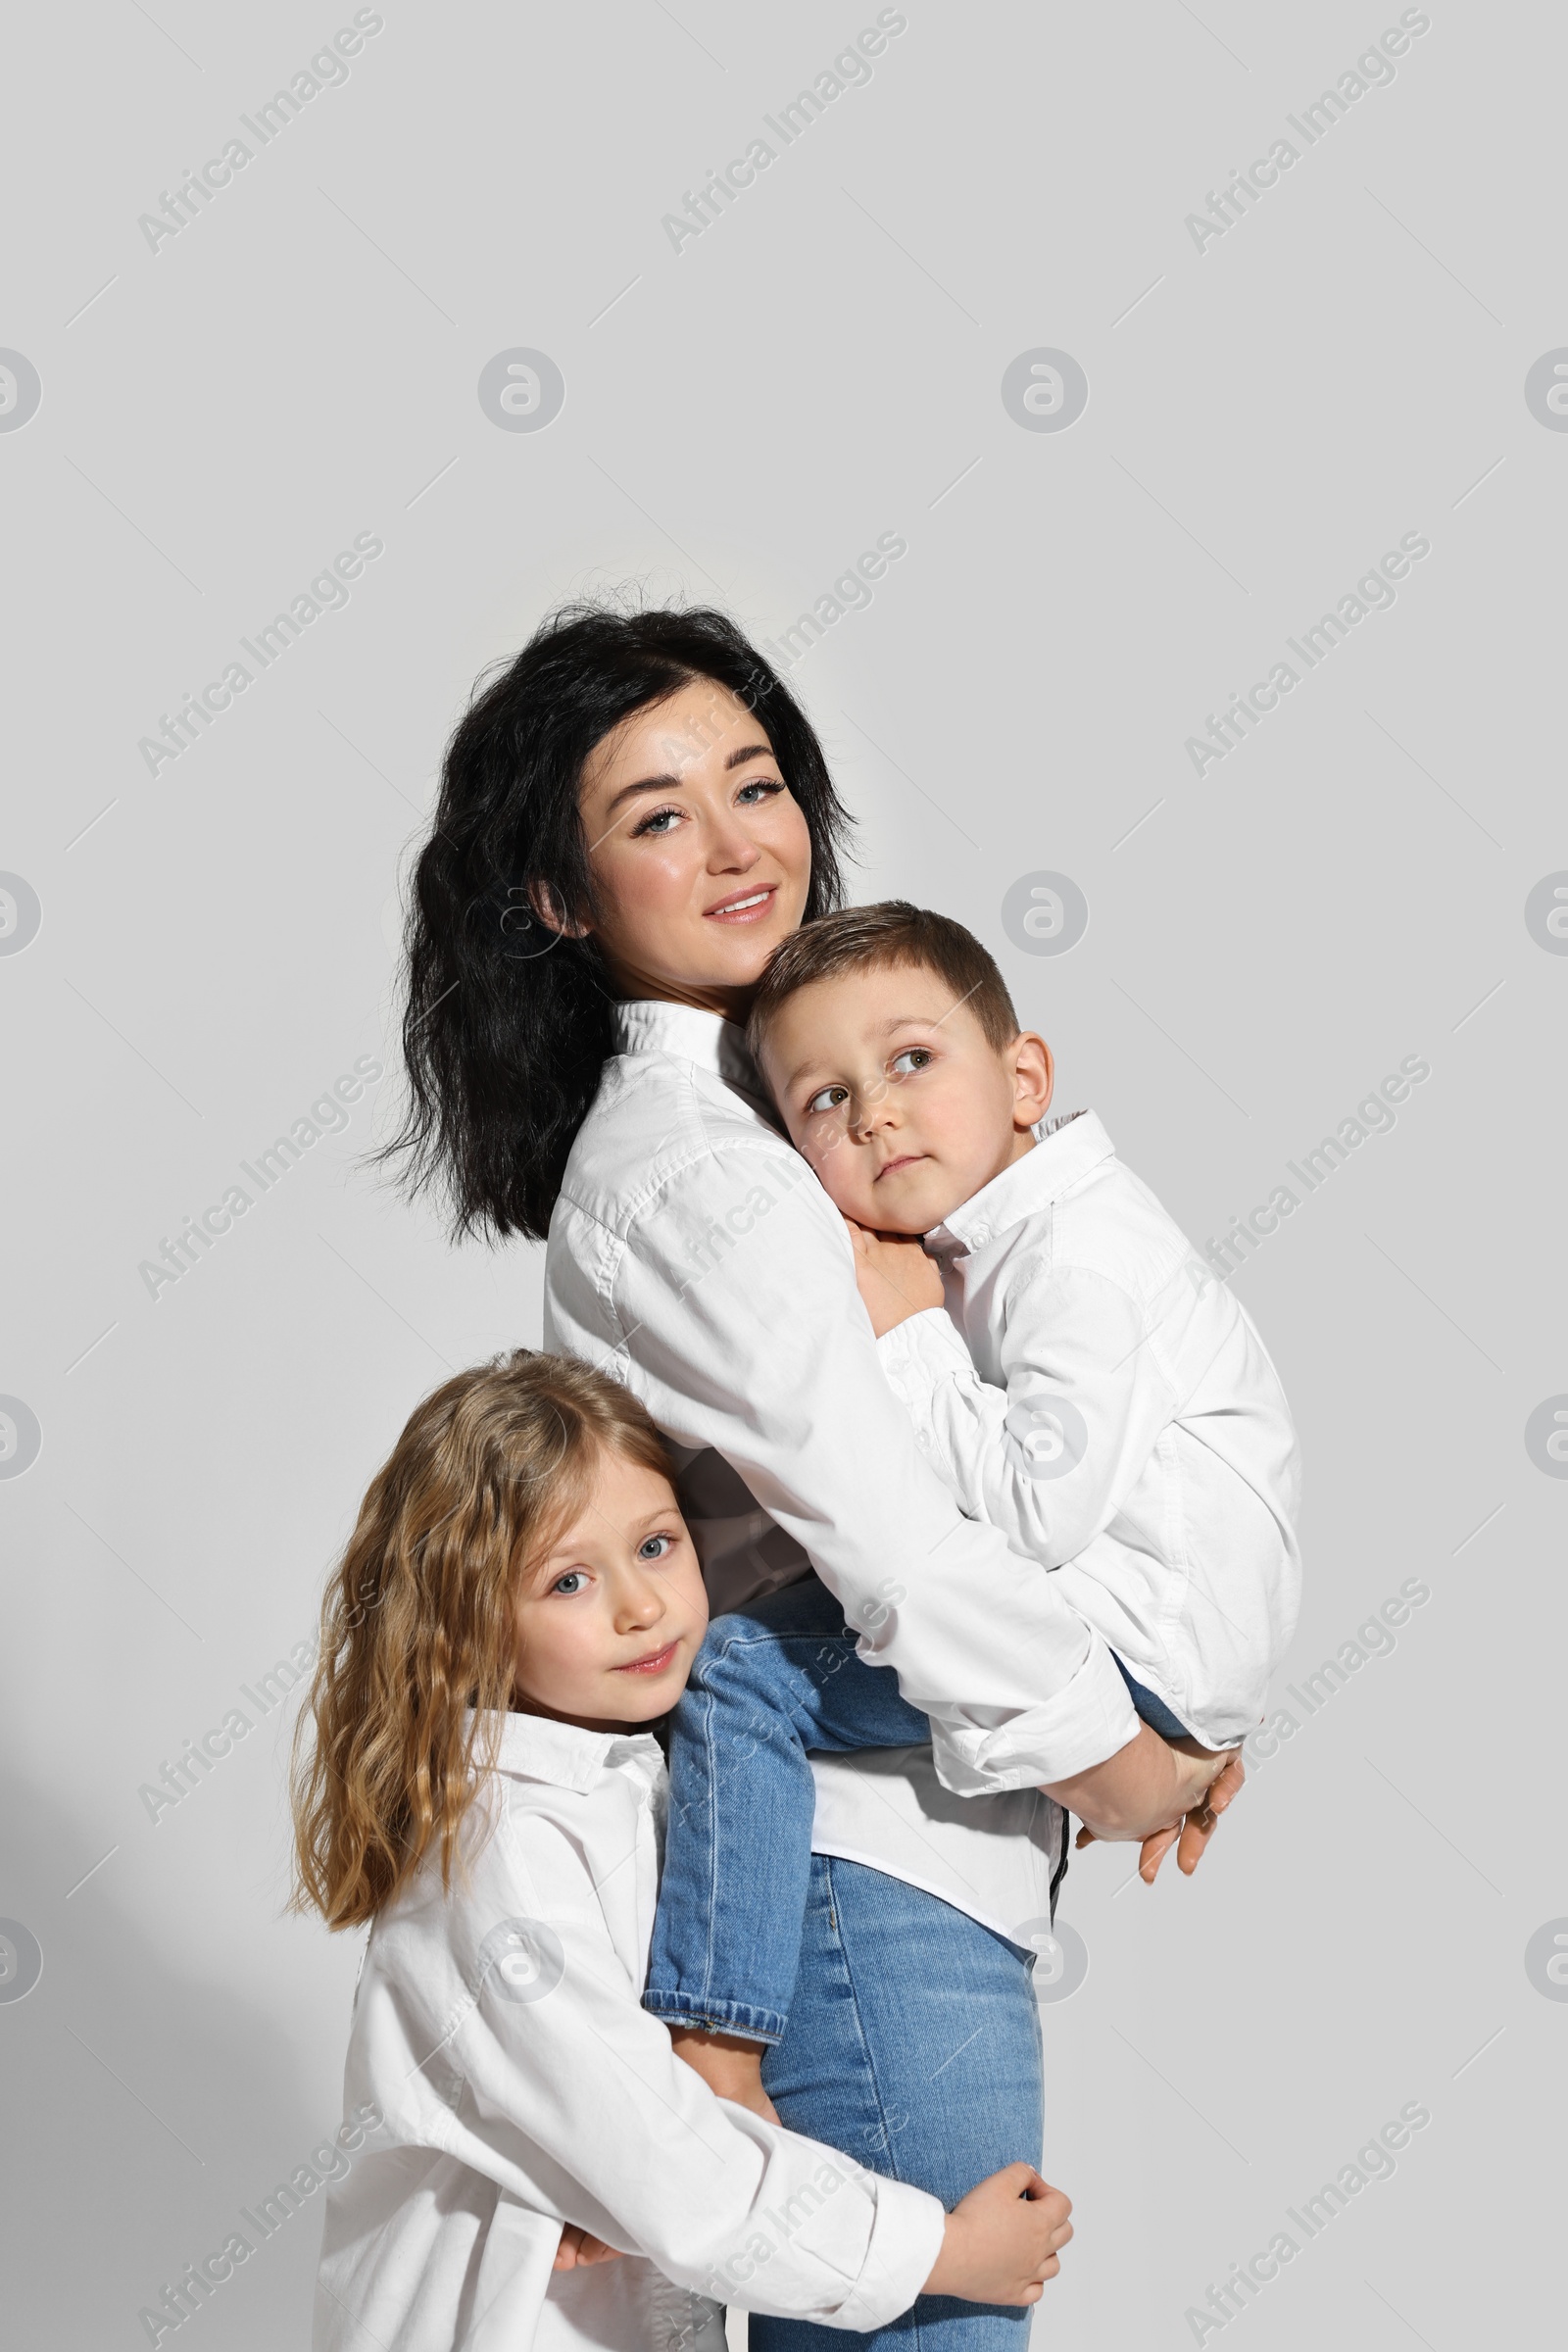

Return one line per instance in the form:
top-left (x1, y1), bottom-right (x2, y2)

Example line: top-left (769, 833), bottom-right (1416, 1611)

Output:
top-left (1010, 1032), bottom-right (1054, 1128)
top-left (527, 879), bottom-right (591, 940)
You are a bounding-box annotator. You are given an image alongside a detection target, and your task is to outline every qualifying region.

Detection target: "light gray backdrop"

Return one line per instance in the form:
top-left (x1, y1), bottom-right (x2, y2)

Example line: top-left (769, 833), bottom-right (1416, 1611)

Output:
top-left (2, 2), bottom-right (1562, 2345)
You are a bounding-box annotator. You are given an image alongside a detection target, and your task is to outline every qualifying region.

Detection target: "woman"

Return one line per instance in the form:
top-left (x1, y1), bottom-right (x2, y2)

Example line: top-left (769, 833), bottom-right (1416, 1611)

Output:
top-left (392, 603), bottom-right (1177, 2352)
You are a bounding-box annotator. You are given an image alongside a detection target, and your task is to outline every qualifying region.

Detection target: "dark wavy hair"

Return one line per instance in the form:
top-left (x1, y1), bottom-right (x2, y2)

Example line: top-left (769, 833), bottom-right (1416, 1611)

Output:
top-left (386, 601), bottom-right (856, 1243)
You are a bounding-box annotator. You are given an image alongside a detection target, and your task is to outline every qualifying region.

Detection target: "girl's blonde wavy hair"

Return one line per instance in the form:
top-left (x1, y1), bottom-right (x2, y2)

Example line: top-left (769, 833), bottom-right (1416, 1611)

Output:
top-left (291, 1348), bottom-right (675, 1931)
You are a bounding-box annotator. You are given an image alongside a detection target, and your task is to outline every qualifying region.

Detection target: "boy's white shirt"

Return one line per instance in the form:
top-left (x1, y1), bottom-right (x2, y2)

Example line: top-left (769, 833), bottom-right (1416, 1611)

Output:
top-left (879, 1111), bottom-right (1303, 1747)
top-left (545, 1000), bottom-right (1142, 1942)
top-left (314, 1711), bottom-right (945, 2352)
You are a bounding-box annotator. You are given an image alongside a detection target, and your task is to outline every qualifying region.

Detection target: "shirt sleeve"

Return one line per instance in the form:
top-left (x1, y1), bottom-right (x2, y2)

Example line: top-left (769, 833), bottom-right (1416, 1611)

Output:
top-left (435, 1827), bottom-right (946, 2329)
top-left (549, 1139), bottom-right (1137, 1789)
top-left (877, 1258), bottom-right (1182, 1572)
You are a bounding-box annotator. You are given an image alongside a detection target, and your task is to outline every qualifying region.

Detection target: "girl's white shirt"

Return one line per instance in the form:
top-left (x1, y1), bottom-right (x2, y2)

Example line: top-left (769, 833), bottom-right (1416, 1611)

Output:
top-left (313, 1710), bottom-right (944, 2352)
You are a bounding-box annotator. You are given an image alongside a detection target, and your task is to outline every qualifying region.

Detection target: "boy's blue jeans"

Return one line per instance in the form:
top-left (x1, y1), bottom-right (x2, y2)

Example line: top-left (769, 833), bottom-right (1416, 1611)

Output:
top-left (645, 1576), bottom-right (1185, 2043)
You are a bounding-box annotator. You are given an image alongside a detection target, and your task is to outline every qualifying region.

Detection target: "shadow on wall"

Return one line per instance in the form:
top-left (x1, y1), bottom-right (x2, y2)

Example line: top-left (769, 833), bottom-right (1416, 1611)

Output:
top-left (1, 1768), bottom-right (355, 2350)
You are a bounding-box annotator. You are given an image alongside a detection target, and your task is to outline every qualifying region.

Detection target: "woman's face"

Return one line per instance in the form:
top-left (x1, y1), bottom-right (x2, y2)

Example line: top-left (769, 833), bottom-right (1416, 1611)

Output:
top-left (571, 678), bottom-right (813, 1015)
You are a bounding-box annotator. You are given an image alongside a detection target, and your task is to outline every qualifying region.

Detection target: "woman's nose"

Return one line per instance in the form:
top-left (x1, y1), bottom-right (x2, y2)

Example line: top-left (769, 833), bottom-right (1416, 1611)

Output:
top-left (705, 811), bottom-right (761, 869)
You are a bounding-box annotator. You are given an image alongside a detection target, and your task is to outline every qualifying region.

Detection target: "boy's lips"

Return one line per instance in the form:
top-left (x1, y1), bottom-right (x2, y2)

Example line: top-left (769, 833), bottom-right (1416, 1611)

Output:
top-left (874, 1152), bottom-right (925, 1181)
top-left (613, 1640), bottom-right (681, 1676)
top-left (703, 883), bottom-right (778, 924)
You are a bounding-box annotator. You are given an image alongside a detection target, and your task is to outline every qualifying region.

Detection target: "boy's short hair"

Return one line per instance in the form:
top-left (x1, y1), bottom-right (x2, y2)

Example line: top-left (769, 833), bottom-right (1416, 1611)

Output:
top-left (747, 901), bottom-right (1020, 1060)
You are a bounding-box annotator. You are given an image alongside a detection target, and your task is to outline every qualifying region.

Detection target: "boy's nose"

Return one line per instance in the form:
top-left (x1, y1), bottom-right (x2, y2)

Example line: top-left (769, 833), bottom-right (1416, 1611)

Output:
top-left (853, 1081), bottom-right (899, 1138)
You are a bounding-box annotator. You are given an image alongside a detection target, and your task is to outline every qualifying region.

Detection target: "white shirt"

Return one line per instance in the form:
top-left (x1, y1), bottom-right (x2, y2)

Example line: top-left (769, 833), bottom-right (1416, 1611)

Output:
top-left (314, 1713), bottom-right (945, 2352)
top-left (877, 1112), bottom-right (1302, 1749)
top-left (544, 1003), bottom-right (1140, 1935)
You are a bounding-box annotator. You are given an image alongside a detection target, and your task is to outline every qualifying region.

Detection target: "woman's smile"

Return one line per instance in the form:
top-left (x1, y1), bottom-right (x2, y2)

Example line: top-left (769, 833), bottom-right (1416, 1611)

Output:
top-left (704, 883), bottom-right (779, 923)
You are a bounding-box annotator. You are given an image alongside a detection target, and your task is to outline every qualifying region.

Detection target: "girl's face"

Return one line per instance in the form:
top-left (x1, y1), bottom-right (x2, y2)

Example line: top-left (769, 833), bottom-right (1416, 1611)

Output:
top-left (569, 678), bottom-right (813, 1018)
top-left (512, 1448), bottom-right (709, 1734)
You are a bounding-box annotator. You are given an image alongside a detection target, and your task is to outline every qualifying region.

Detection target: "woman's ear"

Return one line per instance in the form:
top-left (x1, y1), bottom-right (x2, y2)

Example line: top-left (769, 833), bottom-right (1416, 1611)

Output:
top-left (526, 879), bottom-right (590, 941)
top-left (1010, 1032), bottom-right (1054, 1129)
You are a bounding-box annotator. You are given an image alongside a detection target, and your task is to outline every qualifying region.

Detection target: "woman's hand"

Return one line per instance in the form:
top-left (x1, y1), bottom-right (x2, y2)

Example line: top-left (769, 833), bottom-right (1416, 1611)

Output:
top-left (845, 1219), bottom-right (945, 1338)
top-left (1046, 1725), bottom-right (1228, 1846)
top-left (1124, 1745), bottom-right (1247, 1882)
top-left (922, 2164), bottom-right (1073, 2305)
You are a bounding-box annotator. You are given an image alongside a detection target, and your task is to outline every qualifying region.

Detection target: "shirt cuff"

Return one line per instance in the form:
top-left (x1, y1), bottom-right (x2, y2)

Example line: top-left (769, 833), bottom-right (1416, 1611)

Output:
top-left (877, 1308), bottom-right (975, 1415)
top-left (833, 2175), bottom-right (947, 2332)
top-left (926, 1632), bottom-right (1141, 1794)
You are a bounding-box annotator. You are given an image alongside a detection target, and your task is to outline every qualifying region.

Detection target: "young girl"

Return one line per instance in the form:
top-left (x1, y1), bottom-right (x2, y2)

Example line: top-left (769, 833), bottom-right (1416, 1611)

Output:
top-left (292, 1349), bottom-right (1072, 2352)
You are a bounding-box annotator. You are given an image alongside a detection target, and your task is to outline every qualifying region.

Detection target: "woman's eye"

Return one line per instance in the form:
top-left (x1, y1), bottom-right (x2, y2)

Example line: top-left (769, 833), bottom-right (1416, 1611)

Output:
top-left (551, 1570), bottom-right (587, 1595)
top-left (637, 1533), bottom-right (674, 1561)
top-left (737, 777), bottom-right (784, 805)
top-left (631, 805), bottom-right (682, 838)
top-left (890, 1050), bottom-right (933, 1077)
top-left (805, 1085), bottom-right (851, 1115)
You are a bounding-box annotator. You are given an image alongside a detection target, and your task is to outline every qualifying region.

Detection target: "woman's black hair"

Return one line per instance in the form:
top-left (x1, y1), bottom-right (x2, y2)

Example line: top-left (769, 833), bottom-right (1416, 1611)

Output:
top-left (386, 600), bottom-right (856, 1244)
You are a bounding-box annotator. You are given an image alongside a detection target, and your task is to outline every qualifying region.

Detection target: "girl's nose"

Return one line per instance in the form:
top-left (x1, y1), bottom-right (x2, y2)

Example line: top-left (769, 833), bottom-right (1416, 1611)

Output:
top-left (614, 1575), bottom-right (664, 1634)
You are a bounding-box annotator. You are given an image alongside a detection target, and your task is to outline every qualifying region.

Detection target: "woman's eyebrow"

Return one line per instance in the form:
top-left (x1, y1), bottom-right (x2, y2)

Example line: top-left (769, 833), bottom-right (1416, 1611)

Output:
top-left (601, 742), bottom-right (773, 818)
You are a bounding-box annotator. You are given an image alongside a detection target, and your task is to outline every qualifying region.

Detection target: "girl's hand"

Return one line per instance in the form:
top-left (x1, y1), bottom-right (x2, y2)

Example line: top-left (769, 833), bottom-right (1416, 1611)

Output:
top-left (845, 1219), bottom-right (945, 1338)
top-left (922, 2164), bottom-right (1073, 2305)
top-left (553, 2225), bottom-right (624, 2271)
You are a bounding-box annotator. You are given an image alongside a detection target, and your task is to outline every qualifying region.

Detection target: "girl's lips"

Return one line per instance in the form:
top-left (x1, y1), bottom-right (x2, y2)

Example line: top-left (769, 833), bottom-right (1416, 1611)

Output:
top-left (614, 1640), bottom-right (680, 1676)
top-left (703, 884), bottom-right (777, 923)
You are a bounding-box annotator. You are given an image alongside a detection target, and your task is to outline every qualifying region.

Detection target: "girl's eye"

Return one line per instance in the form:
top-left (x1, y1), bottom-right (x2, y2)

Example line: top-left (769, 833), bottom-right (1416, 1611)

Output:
top-left (637, 1533), bottom-right (675, 1562)
top-left (736, 777), bottom-right (784, 805)
top-left (891, 1049), bottom-right (933, 1077)
top-left (805, 1084), bottom-right (851, 1116)
top-left (631, 805), bottom-right (682, 838)
top-left (551, 1570), bottom-right (588, 1595)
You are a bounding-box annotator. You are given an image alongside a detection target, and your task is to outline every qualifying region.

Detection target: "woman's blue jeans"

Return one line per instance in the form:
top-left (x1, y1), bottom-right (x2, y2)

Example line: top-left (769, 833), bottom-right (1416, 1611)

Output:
top-left (646, 1582), bottom-right (1045, 2352)
top-left (754, 1855), bottom-right (1043, 2352)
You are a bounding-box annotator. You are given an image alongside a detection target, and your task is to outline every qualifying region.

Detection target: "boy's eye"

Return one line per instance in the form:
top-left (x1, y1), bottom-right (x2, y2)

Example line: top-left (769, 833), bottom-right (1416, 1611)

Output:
top-left (890, 1049), bottom-right (933, 1077)
top-left (550, 1570), bottom-right (588, 1595)
top-left (637, 1533), bottom-right (675, 1562)
top-left (805, 1084), bottom-right (851, 1115)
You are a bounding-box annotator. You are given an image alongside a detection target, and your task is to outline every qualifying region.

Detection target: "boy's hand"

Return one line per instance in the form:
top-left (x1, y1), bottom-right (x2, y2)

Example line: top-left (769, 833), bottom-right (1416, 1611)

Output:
top-left (922, 2164), bottom-right (1073, 2306)
top-left (554, 2225), bottom-right (624, 2270)
top-left (845, 1219), bottom-right (945, 1337)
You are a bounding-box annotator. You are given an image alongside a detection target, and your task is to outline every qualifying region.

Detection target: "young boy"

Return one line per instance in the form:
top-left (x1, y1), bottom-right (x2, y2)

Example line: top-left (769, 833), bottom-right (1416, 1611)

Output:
top-left (645, 902), bottom-right (1301, 2115)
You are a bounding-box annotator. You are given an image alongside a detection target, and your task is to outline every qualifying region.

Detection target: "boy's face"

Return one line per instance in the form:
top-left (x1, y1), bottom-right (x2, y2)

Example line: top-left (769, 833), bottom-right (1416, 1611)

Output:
top-left (512, 1449), bottom-right (709, 1734)
top-left (759, 961), bottom-right (1054, 1235)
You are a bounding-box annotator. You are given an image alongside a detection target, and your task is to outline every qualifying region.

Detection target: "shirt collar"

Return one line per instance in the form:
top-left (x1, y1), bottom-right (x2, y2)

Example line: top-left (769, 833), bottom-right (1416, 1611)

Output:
top-left (926, 1109), bottom-right (1115, 1255)
top-left (611, 999), bottom-right (774, 1118)
top-left (478, 1708), bottom-right (664, 1791)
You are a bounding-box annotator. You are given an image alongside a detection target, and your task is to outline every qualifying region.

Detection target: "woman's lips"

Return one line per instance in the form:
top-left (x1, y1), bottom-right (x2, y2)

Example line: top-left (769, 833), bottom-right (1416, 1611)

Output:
top-left (614, 1640), bottom-right (680, 1676)
top-left (703, 884), bottom-right (777, 923)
